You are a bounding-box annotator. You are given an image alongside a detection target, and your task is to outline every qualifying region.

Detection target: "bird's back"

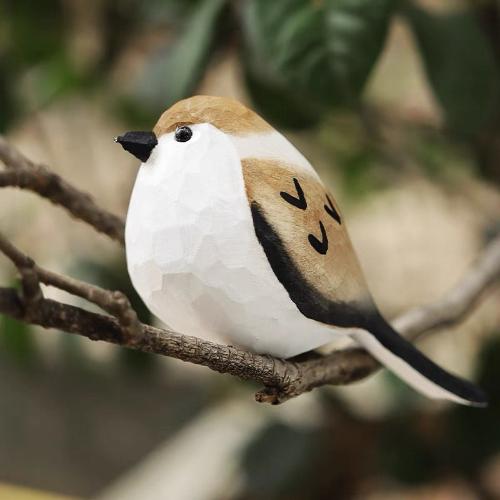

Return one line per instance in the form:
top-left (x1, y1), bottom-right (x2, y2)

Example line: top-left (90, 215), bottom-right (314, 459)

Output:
top-left (242, 156), bottom-right (374, 324)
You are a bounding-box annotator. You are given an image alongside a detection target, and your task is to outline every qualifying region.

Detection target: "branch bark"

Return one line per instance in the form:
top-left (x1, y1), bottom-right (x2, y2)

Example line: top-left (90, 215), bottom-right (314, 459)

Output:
top-left (0, 136), bottom-right (125, 244)
top-left (0, 136), bottom-right (499, 404)
top-left (0, 233), bottom-right (142, 343)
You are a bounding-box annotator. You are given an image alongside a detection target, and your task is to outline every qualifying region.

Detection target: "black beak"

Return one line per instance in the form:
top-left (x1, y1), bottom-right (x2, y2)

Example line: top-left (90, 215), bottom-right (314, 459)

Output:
top-left (115, 131), bottom-right (158, 162)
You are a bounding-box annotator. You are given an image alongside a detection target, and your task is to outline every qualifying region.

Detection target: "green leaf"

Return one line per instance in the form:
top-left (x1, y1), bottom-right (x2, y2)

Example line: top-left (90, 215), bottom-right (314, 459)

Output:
top-left (324, 0), bottom-right (399, 102)
top-left (404, 3), bottom-right (500, 137)
top-left (134, 0), bottom-right (227, 112)
top-left (243, 64), bottom-right (322, 129)
top-left (21, 55), bottom-right (85, 110)
top-left (242, 0), bottom-right (397, 112)
top-left (3, 0), bottom-right (64, 66)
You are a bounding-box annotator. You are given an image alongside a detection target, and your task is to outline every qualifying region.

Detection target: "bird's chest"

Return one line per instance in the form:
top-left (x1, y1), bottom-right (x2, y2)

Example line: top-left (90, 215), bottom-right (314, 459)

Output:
top-left (163, 181), bottom-right (251, 265)
top-left (125, 154), bottom-right (274, 336)
top-left (126, 154), bottom-right (255, 269)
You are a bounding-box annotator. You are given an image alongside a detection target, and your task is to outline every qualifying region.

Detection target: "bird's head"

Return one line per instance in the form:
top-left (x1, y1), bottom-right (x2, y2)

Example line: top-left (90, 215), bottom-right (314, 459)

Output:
top-left (115, 95), bottom-right (273, 164)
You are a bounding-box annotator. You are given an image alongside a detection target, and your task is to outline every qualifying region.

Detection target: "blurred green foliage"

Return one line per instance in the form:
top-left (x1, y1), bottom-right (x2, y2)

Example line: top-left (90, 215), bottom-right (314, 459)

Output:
top-left (446, 335), bottom-right (500, 473)
top-left (133, 0), bottom-right (228, 115)
top-left (405, 3), bottom-right (500, 138)
top-left (4, 1), bottom-right (64, 65)
top-left (242, 0), bottom-right (397, 123)
top-left (375, 334), bottom-right (500, 485)
top-left (0, 279), bottom-right (38, 365)
top-left (2, 0), bottom-right (500, 142)
top-left (2, 0), bottom-right (499, 196)
top-left (0, 314), bottom-right (37, 365)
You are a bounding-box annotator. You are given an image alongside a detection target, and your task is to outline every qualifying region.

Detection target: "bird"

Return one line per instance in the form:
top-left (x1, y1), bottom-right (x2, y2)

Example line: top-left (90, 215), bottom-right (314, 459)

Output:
top-left (116, 95), bottom-right (486, 407)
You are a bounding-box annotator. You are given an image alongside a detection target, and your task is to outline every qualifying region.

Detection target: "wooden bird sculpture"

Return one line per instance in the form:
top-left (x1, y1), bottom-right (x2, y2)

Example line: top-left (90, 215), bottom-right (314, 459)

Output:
top-left (117, 96), bottom-right (486, 406)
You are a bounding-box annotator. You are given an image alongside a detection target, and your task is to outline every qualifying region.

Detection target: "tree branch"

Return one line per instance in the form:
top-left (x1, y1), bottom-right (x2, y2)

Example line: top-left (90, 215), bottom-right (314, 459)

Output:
top-left (0, 137), bottom-right (499, 404)
top-left (0, 233), bottom-right (141, 343)
top-left (0, 136), bottom-right (125, 244)
top-left (393, 236), bottom-right (500, 337)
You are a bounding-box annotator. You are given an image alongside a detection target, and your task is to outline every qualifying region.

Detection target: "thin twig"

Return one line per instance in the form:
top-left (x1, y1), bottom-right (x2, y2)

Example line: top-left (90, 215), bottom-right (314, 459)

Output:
top-left (0, 137), bottom-right (125, 244)
top-left (0, 233), bottom-right (142, 343)
top-left (393, 236), bottom-right (500, 338)
top-left (0, 136), bottom-right (33, 170)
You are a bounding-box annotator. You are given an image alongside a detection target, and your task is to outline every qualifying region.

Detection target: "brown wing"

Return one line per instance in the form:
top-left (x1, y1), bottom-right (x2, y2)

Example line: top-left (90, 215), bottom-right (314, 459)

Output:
top-left (242, 158), bottom-right (489, 406)
top-left (242, 158), bottom-right (375, 328)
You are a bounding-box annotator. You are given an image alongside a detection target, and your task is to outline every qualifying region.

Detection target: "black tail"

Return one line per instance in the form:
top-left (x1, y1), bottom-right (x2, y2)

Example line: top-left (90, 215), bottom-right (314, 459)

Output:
top-left (352, 314), bottom-right (487, 407)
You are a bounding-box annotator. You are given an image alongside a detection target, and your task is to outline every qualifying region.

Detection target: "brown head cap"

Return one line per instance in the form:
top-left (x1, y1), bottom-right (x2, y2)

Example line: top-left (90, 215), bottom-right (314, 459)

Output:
top-left (153, 95), bottom-right (273, 137)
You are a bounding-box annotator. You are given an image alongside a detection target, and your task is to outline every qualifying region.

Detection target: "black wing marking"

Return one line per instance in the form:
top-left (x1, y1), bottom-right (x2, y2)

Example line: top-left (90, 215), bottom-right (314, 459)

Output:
top-left (308, 221), bottom-right (328, 255)
top-left (280, 178), bottom-right (307, 210)
top-left (324, 195), bottom-right (341, 224)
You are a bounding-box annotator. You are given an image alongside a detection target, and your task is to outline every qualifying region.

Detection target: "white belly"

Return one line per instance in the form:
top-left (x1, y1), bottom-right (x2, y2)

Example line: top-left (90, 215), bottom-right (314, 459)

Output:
top-left (125, 126), bottom-right (339, 358)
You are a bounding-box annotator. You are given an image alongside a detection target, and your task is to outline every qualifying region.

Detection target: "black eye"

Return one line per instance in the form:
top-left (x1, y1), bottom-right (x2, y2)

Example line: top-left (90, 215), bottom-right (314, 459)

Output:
top-left (175, 126), bottom-right (193, 142)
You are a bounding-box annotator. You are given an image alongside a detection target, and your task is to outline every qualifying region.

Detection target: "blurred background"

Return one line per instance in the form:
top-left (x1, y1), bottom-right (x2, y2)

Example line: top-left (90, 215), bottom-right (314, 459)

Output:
top-left (1, 0), bottom-right (500, 499)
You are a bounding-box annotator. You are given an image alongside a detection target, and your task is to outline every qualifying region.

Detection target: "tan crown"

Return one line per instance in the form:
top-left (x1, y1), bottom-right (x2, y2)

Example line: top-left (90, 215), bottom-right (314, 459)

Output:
top-left (153, 95), bottom-right (273, 137)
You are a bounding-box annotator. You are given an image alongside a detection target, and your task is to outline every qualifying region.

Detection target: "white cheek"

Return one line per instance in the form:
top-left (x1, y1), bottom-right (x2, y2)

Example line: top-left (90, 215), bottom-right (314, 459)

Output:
top-left (140, 129), bottom-right (207, 184)
top-left (133, 124), bottom-right (238, 221)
